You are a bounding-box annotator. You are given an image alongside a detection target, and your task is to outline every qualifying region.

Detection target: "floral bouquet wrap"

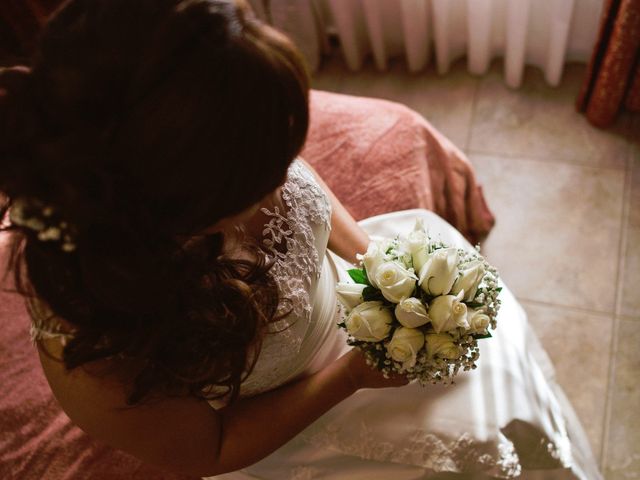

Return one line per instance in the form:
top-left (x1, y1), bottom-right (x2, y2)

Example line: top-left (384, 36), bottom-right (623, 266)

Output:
top-left (336, 219), bottom-right (501, 384)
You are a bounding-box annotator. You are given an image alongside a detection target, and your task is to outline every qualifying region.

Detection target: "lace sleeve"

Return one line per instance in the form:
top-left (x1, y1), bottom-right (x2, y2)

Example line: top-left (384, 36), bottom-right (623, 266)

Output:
top-left (260, 159), bottom-right (332, 323)
top-left (235, 159), bottom-right (333, 398)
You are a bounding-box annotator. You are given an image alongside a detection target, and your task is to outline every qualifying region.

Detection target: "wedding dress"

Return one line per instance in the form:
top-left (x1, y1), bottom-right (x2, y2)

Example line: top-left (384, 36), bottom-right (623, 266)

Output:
top-left (27, 159), bottom-right (602, 479)
top-left (207, 159), bottom-right (603, 480)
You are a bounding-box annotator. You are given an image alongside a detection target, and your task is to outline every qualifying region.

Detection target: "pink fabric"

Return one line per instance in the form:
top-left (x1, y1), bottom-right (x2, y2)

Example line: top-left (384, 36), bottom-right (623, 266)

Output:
top-left (303, 90), bottom-right (495, 245)
top-left (0, 91), bottom-right (494, 479)
top-left (0, 258), bottom-right (196, 480)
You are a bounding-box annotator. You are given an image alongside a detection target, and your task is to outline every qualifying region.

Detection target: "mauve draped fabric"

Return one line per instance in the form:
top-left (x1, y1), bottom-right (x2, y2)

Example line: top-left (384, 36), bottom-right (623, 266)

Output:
top-left (302, 90), bottom-right (495, 246)
top-left (576, 0), bottom-right (640, 127)
top-left (0, 91), bottom-right (494, 479)
top-left (0, 241), bottom-right (197, 480)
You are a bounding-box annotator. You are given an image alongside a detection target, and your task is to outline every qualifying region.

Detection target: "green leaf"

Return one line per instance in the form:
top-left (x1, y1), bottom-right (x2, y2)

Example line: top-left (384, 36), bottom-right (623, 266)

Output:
top-left (472, 332), bottom-right (493, 340)
top-left (466, 302), bottom-right (485, 309)
top-left (348, 269), bottom-right (370, 285)
top-left (362, 286), bottom-right (384, 302)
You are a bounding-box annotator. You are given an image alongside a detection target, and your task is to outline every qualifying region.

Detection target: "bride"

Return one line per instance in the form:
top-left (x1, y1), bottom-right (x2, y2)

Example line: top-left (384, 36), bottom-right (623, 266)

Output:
top-left (0, 0), bottom-right (602, 479)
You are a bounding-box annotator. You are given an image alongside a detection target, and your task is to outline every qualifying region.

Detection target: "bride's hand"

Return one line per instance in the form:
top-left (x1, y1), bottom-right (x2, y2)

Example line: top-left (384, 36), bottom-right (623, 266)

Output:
top-left (338, 349), bottom-right (410, 390)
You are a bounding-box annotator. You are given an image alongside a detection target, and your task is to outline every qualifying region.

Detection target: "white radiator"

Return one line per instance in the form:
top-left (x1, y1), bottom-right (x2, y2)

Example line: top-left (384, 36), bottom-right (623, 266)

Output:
top-left (251, 0), bottom-right (604, 88)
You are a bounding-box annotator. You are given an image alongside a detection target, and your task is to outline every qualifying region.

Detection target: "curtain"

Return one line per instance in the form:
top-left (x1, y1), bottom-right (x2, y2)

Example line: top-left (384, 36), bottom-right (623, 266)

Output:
top-left (248, 0), bottom-right (330, 72)
top-left (265, 0), bottom-right (605, 88)
top-left (576, 0), bottom-right (640, 127)
top-left (2, 1), bottom-right (611, 91)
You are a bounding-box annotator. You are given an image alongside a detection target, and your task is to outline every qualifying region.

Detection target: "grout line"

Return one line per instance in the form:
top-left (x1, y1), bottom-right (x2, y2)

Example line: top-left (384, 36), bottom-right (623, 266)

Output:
top-left (463, 76), bottom-right (482, 152)
top-left (599, 147), bottom-right (633, 468)
top-left (615, 147), bottom-right (634, 318)
top-left (600, 288), bottom-right (620, 470)
top-left (466, 148), bottom-right (629, 173)
top-left (517, 297), bottom-right (617, 319)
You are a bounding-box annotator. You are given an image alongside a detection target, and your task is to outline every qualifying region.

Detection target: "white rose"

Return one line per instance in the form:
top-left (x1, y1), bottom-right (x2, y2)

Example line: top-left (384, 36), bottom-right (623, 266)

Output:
top-left (345, 301), bottom-right (393, 342)
top-left (387, 327), bottom-right (425, 368)
top-left (468, 308), bottom-right (491, 333)
top-left (425, 333), bottom-right (460, 359)
top-left (395, 298), bottom-right (430, 328)
top-left (418, 247), bottom-right (459, 296)
top-left (336, 282), bottom-right (366, 310)
top-left (359, 241), bottom-right (386, 288)
top-left (375, 261), bottom-right (418, 304)
top-left (451, 260), bottom-right (485, 302)
top-left (428, 291), bottom-right (469, 333)
top-left (407, 219), bottom-right (430, 273)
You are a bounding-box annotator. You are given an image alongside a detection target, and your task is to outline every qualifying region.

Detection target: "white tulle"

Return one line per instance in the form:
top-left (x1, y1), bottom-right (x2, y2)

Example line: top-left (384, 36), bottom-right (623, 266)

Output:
top-left (207, 167), bottom-right (603, 478)
top-left (26, 159), bottom-right (602, 478)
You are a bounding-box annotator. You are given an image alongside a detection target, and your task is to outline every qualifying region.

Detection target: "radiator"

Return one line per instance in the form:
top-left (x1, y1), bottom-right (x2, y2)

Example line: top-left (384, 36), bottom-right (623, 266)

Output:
top-left (252, 0), bottom-right (604, 88)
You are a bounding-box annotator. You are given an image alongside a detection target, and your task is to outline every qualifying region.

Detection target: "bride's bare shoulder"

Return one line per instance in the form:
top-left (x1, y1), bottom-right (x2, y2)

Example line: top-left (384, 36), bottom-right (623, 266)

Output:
top-left (36, 336), bottom-right (224, 476)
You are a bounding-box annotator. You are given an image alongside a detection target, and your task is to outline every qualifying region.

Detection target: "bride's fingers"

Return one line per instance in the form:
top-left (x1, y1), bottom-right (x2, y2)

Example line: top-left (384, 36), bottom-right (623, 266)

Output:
top-left (340, 349), bottom-right (411, 389)
top-left (385, 372), bottom-right (410, 386)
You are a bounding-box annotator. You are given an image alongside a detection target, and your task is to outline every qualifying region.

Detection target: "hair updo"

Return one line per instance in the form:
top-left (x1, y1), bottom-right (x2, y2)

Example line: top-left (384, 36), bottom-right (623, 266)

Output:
top-left (0, 0), bottom-right (310, 404)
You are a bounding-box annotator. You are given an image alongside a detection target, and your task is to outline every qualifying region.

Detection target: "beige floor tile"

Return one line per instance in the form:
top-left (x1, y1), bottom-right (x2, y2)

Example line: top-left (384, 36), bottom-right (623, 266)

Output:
top-left (603, 317), bottom-right (640, 479)
top-left (317, 58), bottom-right (478, 149)
top-left (620, 150), bottom-right (640, 317)
top-left (471, 153), bottom-right (625, 313)
top-left (311, 52), bottom-right (638, 480)
top-left (468, 63), bottom-right (632, 170)
top-left (521, 301), bottom-right (612, 464)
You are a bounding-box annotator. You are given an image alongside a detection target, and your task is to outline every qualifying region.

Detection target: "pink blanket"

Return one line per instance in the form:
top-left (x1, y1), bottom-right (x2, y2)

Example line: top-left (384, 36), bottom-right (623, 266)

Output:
top-left (0, 287), bottom-right (194, 480)
top-left (0, 91), bottom-right (494, 479)
top-left (304, 90), bottom-right (495, 245)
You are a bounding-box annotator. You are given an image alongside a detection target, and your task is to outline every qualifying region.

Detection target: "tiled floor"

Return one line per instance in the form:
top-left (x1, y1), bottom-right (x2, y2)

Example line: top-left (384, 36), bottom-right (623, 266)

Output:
top-left (312, 55), bottom-right (640, 479)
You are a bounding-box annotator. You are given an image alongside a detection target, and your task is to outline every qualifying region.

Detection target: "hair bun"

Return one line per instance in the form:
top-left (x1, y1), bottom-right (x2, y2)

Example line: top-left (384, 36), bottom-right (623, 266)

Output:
top-left (0, 66), bottom-right (39, 151)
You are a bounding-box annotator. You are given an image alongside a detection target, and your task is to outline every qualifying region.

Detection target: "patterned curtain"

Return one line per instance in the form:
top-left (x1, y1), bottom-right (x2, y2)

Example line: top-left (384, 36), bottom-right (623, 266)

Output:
top-left (0, 0), bottom-right (62, 60)
top-left (576, 0), bottom-right (640, 127)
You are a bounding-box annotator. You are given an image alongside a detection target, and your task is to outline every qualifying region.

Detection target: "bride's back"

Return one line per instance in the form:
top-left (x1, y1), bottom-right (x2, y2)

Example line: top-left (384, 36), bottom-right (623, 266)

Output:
top-left (0, 0), bottom-right (310, 407)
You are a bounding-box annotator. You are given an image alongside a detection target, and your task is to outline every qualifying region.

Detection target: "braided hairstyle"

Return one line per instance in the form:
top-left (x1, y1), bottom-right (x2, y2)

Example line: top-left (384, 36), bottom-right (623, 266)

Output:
top-left (0, 0), bottom-right (309, 405)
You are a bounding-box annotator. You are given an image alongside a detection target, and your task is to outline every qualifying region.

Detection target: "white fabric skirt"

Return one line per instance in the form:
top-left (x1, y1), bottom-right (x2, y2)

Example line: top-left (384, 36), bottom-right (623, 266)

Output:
top-left (211, 210), bottom-right (603, 480)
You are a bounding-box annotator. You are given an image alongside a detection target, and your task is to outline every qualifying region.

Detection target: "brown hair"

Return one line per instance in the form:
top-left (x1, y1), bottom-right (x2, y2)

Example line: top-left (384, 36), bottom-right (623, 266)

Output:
top-left (0, 0), bottom-right (309, 404)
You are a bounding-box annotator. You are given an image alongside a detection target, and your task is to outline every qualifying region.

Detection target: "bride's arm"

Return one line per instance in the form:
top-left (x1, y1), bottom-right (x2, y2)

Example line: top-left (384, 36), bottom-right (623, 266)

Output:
top-left (299, 159), bottom-right (369, 264)
top-left (38, 340), bottom-right (404, 477)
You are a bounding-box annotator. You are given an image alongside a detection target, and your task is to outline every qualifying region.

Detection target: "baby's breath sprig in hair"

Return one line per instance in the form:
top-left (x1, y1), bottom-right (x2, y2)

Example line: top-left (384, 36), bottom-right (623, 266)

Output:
top-left (9, 197), bottom-right (77, 252)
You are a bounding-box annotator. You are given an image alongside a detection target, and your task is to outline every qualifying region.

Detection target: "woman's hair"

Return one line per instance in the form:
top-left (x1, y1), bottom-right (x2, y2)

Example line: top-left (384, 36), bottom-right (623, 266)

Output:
top-left (0, 0), bottom-right (309, 404)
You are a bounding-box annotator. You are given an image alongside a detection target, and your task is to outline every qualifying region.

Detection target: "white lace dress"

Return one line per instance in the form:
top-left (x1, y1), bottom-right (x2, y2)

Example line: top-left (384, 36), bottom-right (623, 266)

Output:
top-left (207, 159), bottom-right (603, 480)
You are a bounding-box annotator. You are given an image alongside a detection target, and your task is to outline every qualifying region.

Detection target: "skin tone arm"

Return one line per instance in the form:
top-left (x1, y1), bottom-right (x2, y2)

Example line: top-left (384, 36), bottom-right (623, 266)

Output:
top-left (38, 338), bottom-right (406, 477)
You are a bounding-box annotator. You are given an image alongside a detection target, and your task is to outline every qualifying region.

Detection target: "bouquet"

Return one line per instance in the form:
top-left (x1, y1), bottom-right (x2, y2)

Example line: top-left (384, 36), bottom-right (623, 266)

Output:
top-left (336, 219), bottom-right (501, 384)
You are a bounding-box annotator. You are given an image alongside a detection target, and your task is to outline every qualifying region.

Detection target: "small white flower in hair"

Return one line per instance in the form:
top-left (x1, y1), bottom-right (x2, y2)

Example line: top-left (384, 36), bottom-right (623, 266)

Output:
top-left (9, 197), bottom-right (77, 253)
top-left (37, 227), bottom-right (62, 241)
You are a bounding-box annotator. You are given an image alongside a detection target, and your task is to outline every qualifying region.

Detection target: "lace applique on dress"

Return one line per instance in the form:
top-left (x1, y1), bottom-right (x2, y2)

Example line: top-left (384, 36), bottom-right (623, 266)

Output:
top-left (289, 466), bottom-right (323, 480)
top-left (261, 160), bottom-right (331, 324)
top-left (300, 422), bottom-right (524, 478)
top-left (238, 159), bottom-right (332, 397)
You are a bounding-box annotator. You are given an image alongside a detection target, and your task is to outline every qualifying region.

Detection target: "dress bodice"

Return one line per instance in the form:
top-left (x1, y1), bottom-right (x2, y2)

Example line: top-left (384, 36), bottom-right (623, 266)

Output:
top-left (29, 159), bottom-right (335, 398)
top-left (231, 159), bottom-right (336, 398)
